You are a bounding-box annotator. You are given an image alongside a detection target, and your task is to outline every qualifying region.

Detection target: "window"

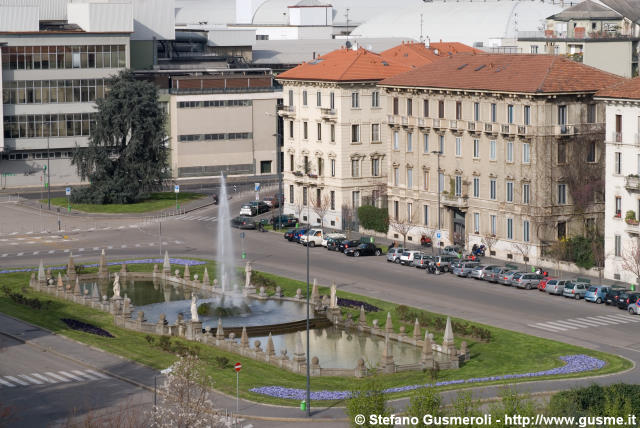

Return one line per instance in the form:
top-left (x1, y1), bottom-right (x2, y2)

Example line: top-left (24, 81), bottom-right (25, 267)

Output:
top-left (260, 160), bottom-right (272, 174)
top-left (407, 133), bottom-right (413, 152)
top-left (423, 170), bottom-right (429, 190)
top-left (351, 159), bottom-right (360, 177)
top-left (473, 102), bottom-right (480, 121)
top-left (351, 124), bottom-right (360, 142)
top-left (473, 139), bottom-right (480, 158)
top-left (524, 105), bottom-right (530, 125)
top-left (289, 185), bottom-right (294, 203)
top-left (490, 215), bottom-right (496, 235)
top-left (523, 142), bottom-right (530, 164)
top-left (423, 134), bottom-right (429, 153)
top-left (372, 158), bottom-right (380, 177)
top-left (352, 191), bottom-right (360, 208)
top-left (455, 175), bottom-right (462, 196)
top-left (506, 141), bottom-right (514, 162)
top-left (587, 104), bottom-right (596, 123)
top-left (490, 140), bottom-right (496, 160)
top-left (557, 183), bottom-right (567, 205)
top-left (331, 159), bottom-right (336, 177)
top-left (407, 98), bottom-right (413, 116)
top-left (303, 121), bottom-right (308, 139)
top-left (558, 142), bottom-right (566, 164)
top-left (438, 100), bottom-right (445, 118)
top-left (423, 99), bottom-right (429, 117)
top-left (317, 157), bottom-right (323, 176)
top-left (288, 89), bottom-right (293, 106)
top-left (557, 221), bottom-right (566, 239)
top-left (507, 104), bottom-right (514, 124)
top-left (456, 101), bottom-right (462, 120)
top-left (393, 131), bottom-right (399, 150)
top-left (530, 45), bottom-right (538, 54)
top-left (393, 97), bottom-right (399, 115)
top-left (491, 103), bottom-right (497, 122)
top-left (394, 200), bottom-right (399, 219)
top-left (473, 177), bottom-right (480, 198)
top-left (407, 168), bottom-right (413, 188)
top-left (330, 124), bottom-right (335, 142)
top-left (302, 90), bottom-right (307, 106)
top-left (316, 91), bottom-right (321, 107)
top-left (587, 141), bottom-right (596, 162)
top-left (304, 156), bottom-right (309, 173)
top-left (407, 202), bottom-right (413, 220)
top-left (439, 135), bottom-right (444, 153)
top-left (393, 167), bottom-right (399, 186)
top-left (423, 205), bottom-right (429, 225)
top-left (289, 120), bottom-right (294, 138)
top-left (490, 179), bottom-right (497, 200)
top-left (290, 154), bottom-right (294, 171)
top-left (303, 187), bottom-right (308, 206)
top-left (351, 92), bottom-right (359, 108)
top-left (372, 91), bottom-right (380, 108)
top-left (330, 191), bottom-right (335, 210)
top-left (506, 181), bottom-right (513, 202)
top-left (522, 183), bottom-right (530, 204)
top-left (371, 123), bottom-right (380, 142)
top-left (330, 92), bottom-right (335, 109)
top-left (439, 173), bottom-right (444, 193)
top-left (455, 137), bottom-right (462, 156)
top-left (474, 213), bottom-right (480, 233)
top-left (507, 218), bottom-right (513, 239)
top-left (317, 123), bottom-right (322, 140)
top-left (615, 196), bottom-right (622, 217)
top-left (615, 234), bottom-right (622, 257)
top-left (615, 114), bottom-right (622, 142)
top-left (523, 220), bottom-right (530, 242)
top-left (615, 152), bottom-right (622, 174)
top-left (558, 105), bottom-right (567, 125)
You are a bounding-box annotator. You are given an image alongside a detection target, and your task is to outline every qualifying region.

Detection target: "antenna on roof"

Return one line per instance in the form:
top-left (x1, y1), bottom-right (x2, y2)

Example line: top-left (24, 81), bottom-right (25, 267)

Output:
top-left (345, 8), bottom-right (351, 45)
top-left (420, 13), bottom-right (424, 43)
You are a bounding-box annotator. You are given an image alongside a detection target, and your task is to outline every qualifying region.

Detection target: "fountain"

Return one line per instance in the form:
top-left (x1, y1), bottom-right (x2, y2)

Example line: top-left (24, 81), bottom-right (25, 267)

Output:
top-left (216, 173), bottom-right (236, 293)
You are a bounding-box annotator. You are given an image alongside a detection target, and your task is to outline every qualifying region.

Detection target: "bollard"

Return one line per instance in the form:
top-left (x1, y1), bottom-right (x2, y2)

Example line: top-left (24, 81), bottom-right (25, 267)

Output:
top-left (300, 400), bottom-right (306, 411)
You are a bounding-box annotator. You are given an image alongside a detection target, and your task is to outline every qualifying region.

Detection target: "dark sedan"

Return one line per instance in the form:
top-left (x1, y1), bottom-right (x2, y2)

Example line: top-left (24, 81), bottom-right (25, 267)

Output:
top-left (231, 216), bottom-right (256, 229)
top-left (250, 201), bottom-right (270, 214)
top-left (617, 292), bottom-right (640, 310)
top-left (338, 239), bottom-right (361, 253)
top-left (344, 243), bottom-right (383, 257)
top-left (271, 215), bottom-right (298, 228)
top-left (284, 228), bottom-right (305, 241)
top-left (605, 288), bottom-right (629, 306)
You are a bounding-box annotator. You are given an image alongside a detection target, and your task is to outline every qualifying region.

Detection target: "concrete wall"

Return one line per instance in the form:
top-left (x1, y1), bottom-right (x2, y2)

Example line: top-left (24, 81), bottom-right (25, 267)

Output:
top-left (584, 41), bottom-right (633, 78)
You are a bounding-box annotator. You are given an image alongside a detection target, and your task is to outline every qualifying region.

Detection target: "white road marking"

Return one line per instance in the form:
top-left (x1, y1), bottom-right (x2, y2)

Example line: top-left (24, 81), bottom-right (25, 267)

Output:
top-left (121, 244), bottom-right (127, 248)
top-left (58, 371), bottom-right (83, 381)
top-left (1, 254), bottom-right (7, 258)
top-left (63, 249), bottom-right (70, 253)
top-left (33, 251), bottom-right (39, 255)
top-left (587, 316), bottom-right (621, 325)
top-left (16, 252), bottom-right (23, 256)
top-left (602, 314), bottom-right (640, 323)
top-left (85, 370), bottom-right (109, 379)
top-left (72, 229), bottom-right (81, 232)
top-left (78, 248), bottom-right (85, 252)
top-left (72, 370), bottom-right (98, 380)
top-left (48, 250), bottom-right (55, 254)
top-left (570, 318), bottom-right (606, 326)
top-left (135, 244), bottom-right (141, 247)
top-left (148, 243), bottom-right (155, 246)
top-left (0, 378), bottom-right (15, 387)
top-left (547, 320), bottom-right (579, 330)
top-left (118, 226), bottom-right (125, 229)
top-left (93, 247), bottom-right (99, 251)
top-left (530, 322), bottom-right (566, 332)
top-left (4, 376), bottom-right (28, 386)
top-left (107, 246), bottom-right (113, 250)
top-left (18, 374), bottom-right (43, 385)
top-left (31, 373), bottom-right (56, 384)
top-left (44, 372), bottom-right (71, 382)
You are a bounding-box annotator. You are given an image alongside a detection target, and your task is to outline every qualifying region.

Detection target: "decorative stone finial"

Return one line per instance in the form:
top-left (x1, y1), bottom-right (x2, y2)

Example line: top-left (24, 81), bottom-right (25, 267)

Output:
top-left (241, 326), bottom-right (249, 347)
top-left (215, 318), bottom-right (224, 340)
top-left (266, 333), bottom-right (276, 356)
top-left (202, 268), bottom-right (210, 286)
top-left (359, 305), bottom-right (366, 325)
top-left (413, 318), bottom-right (421, 340)
top-left (385, 312), bottom-right (393, 333)
top-left (163, 251), bottom-right (171, 273)
top-left (67, 253), bottom-right (76, 279)
top-left (73, 277), bottom-right (81, 295)
top-left (98, 249), bottom-right (106, 275)
top-left (56, 272), bottom-right (63, 288)
top-left (311, 279), bottom-right (319, 305)
top-left (295, 288), bottom-right (302, 299)
top-left (330, 282), bottom-right (337, 309)
top-left (443, 316), bottom-right (455, 355)
top-left (37, 259), bottom-right (45, 282)
top-left (183, 264), bottom-right (190, 280)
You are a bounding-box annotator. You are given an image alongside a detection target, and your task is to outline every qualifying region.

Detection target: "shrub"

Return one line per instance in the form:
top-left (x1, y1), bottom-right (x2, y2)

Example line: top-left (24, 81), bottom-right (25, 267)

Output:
top-left (214, 356), bottom-right (230, 369)
top-left (406, 387), bottom-right (442, 427)
top-left (60, 318), bottom-right (114, 338)
top-left (337, 297), bottom-right (380, 312)
top-left (197, 303), bottom-right (210, 316)
top-left (357, 205), bottom-right (389, 234)
top-left (569, 236), bottom-right (595, 270)
top-left (626, 210), bottom-right (636, 221)
top-left (346, 377), bottom-right (392, 428)
top-left (2, 286), bottom-right (52, 310)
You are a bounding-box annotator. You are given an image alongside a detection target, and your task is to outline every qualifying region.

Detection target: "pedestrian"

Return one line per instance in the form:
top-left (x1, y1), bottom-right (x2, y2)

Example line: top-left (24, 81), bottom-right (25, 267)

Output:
top-left (388, 241), bottom-right (396, 250)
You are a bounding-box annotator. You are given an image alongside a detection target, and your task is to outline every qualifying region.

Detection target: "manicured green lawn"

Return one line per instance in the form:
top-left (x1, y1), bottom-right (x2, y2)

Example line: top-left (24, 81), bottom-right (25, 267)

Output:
top-left (43, 192), bottom-right (205, 214)
top-left (0, 260), bottom-right (631, 406)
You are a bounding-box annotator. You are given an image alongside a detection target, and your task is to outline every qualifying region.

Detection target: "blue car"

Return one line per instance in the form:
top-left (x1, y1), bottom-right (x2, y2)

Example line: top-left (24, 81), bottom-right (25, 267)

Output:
top-left (292, 229), bottom-right (309, 243)
top-left (585, 285), bottom-right (612, 304)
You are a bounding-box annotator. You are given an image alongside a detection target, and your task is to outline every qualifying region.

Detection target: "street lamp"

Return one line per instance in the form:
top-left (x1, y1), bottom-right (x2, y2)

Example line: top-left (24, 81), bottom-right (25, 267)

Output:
top-left (431, 150), bottom-right (442, 252)
top-left (305, 209), bottom-right (311, 417)
top-left (272, 132), bottom-right (284, 231)
top-left (47, 136), bottom-right (51, 210)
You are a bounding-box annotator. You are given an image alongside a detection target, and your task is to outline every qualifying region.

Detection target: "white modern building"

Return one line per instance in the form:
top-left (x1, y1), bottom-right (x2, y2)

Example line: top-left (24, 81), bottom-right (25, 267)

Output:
top-left (597, 77), bottom-right (640, 283)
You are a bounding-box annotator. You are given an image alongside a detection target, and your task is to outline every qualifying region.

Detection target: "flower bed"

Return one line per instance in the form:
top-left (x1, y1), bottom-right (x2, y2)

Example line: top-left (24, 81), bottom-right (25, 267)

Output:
top-left (0, 258), bottom-right (206, 275)
top-left (249, 354), bottom-right (605, 400)
top-left (337, 297), bottom-right (380, 312)
top-left (61, 318), bottom-right (114, 338)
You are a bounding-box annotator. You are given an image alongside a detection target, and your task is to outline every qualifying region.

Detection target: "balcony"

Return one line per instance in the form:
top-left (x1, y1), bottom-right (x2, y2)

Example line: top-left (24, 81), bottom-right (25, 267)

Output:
top-left (625, 175), bottom-right (640, 192)
top-left (432, 119), bottom-right (442, 129)
top-left (442, 193), bottom-right (469, 209)
top-left (401, 116), bottom-right (409, 126)
top-left (417, 118), bottom-right (429, 128)
top-left (557, 124), bottom-right (574, 135)
top-left (517, 125), bottom-right (529, 136)
top-left (387, 115), bottom-right (399, 126)
top-left (449, 120), bottom-right (458, 131)
top-left (320, 108), bottom-right (337, 121)
top-left (467, 121), bottom-right (476, 132)
top-left (278, 105), bottom-right (296, 117)
top-left (626, 221), bottom-right (640, 235)
top-left (484, 123), bottom-right (496, 134)
top-left (612, 132), bottom-right (622, 143)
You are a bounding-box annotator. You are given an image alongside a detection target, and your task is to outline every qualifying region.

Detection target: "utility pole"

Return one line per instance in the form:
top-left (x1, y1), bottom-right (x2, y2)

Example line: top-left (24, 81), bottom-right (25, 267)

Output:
top-left (432, 150), bottom-right (442, 252)
top-left (47, 136), bottom-right (51, 210)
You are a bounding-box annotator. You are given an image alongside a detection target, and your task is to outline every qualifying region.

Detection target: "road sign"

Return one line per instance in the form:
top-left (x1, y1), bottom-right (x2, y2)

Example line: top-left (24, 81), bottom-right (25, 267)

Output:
top-left (174, 185), bottom-right (180, 193)
top-left (234, 362), bottom-right (242, 372)
top-left (240, 232), bottom-right (245, 239)
top-left (65, 187), bottom-right (71, 196)
top-left (255, 183), bottom-right (261, 192)
top-left (436, 232), bottom-right (441, 239)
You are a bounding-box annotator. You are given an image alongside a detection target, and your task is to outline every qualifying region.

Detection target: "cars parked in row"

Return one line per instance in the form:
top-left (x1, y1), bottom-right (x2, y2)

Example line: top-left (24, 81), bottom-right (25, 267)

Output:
top-left (399, 250), bottom-right (421, 266)
top-left (345, 243), bottom-right (383, 257)
top-left (512, 273), bottom-right (544, 289)
top-left (231, 216), bottom-right (256, 229)
top-left (386, 248), bottom-right (405, 263)
top-left (584, 286), bottom-right (612, 304)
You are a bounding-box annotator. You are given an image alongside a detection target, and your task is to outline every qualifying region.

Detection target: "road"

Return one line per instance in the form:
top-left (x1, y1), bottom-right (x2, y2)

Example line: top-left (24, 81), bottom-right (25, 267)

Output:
top-left (0, 197), bottom-right (638, 424)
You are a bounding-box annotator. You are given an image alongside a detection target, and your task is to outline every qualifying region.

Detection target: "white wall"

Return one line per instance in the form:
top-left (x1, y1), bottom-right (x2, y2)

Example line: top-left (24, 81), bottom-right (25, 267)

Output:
top-left (289, 6), bottom-right (332, 26)
top-left (131, 0), bottom-right (175, 40)
top-left (67, 2), bottom-right (133, 33)
top-left (235, 0), bottom-right (268, 24)
top-left (0, 6), bottom-right (39, 32)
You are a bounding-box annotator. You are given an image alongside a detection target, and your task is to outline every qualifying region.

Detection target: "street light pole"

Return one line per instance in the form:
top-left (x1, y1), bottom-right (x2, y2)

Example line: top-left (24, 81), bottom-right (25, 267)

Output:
top-left (276, 131), bottom-right (284, 230)
top-left (47, 136), bottom-right (51, 210)
top-left (432, 150), bottom-right (441, 252)
top-left (305, 210), bottom-right (311, 417)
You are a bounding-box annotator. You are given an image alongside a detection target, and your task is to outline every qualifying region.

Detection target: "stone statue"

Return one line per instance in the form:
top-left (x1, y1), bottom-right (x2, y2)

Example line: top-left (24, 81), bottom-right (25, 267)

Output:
top-left (330, 282), bottom-right (337, 309)
top-left (245, 261), bottom-right (252, 287)
top-left (112, 273), bottom-right (121, 299)
top-left (190, 293), bottom-right (199, 322)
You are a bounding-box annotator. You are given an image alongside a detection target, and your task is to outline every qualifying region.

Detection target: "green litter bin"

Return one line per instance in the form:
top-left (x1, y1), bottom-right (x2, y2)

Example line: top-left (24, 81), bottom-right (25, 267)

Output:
top-left (300, 400), bottom-right (306, 411)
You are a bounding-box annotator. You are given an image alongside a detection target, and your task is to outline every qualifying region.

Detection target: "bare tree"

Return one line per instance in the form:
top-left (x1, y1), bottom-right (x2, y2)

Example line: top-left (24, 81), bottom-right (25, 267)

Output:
top-left (293, 201), bottom-right (309, 226)
top-left (481, 234), bottom-right (498, 257)
top-left (622, 238), bottom-right (640, 286)
top-left (591, 237), bottom-right (606, 284)
top-left (511, 242), bottom-right (531, 272)
top-left (341, 204), bottom-right (355, 238)
top-left (389, 211), bottom-right (418, 249)
top-left (547, 239), bottom-right (568, 277)
top-left (423, 228), bottom-right (437, 255)
top-left (310, 193), bottom-right (332, 229)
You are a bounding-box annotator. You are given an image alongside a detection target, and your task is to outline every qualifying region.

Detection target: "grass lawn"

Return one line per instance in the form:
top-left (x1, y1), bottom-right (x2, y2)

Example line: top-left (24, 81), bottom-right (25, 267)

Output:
top-left (43, 192), bottom-right (205, 214)
top-left (0, 260), bottom-right (631, 406)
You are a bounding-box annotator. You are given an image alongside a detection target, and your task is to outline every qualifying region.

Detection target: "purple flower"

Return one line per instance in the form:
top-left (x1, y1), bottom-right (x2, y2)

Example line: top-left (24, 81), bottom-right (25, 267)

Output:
top-left (0, 258), bottom-right (206, 275)
top-left (249, 355), bottom-right (606, 400)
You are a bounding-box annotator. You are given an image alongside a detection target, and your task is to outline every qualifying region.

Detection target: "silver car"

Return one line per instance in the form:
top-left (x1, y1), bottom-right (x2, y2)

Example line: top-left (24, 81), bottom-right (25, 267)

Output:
top-left (486, 267), bottom-right (509, 283)
top-left (497, 270), bottom-right (520, 286)
top-left (471, 265), bottom-right (499, 280)
top-left (563, 282), bottom-right (589, 299)
top-left (386, 248), bottom-right (405, 263)
top-left (512, 273), bottom-right (544, 290)
top-left (545, 279), bottom-right (570, 295)
top-left (453, 261), bottom-right (480, 277)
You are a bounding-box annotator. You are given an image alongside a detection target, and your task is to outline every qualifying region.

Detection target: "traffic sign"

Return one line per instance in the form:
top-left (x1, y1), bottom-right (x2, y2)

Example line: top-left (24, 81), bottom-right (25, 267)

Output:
top-left (255, 182), bottom-right (261, 192)
top-left (240, 232), bottom-right (245, 239)
top-left (174, 185), bottom-right (180, 193)
top-left (65, 187), bottom-right (71, 196)
top-left (436, 232), bottom-right (441, 239)
top-left (234, 362), bottom-right (242, 372)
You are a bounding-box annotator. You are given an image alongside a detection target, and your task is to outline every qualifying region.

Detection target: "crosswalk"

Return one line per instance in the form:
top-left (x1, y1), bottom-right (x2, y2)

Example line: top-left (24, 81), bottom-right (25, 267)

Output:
top-left (0, 369), bottom-right (110, 388)
top-left (178, 215), bottom-right (217, 222)
top-left (529, 313), bottom-right (640, 332)
top-left (0, 240), bottom-right (183, 258)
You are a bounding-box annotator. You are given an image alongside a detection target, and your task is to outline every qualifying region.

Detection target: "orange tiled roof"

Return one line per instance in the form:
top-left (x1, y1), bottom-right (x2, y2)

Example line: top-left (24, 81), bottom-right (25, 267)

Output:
top-left (596, 76), bottom-right (640, 100)
top-left (379, 54), bottom-right (625, 94)
top-left (276, 47), bottom-right (411, 82)
top-left (380, 42), bottom-right (441, 68)
top-left (429, 42), bottom-right (482, 56)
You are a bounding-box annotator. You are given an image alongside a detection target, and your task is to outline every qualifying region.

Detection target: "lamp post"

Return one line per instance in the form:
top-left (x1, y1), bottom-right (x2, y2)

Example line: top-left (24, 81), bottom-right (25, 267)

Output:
top-left (431, 150), bottom-right (441, 252)
top-left (273, 132), bottom-right (284, 230)
top-left (305, 205), bottom-right (311, 417)
top-left (47, 136), bottom-right (51, 210)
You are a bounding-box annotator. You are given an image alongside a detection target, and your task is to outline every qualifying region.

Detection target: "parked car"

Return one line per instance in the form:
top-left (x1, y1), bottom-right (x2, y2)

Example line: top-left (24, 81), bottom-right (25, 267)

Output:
top-left (231, 216), bottom-right (256, 229)
top-left (443, 245), bottom-right (462, 255)
top-left (413, 254), bottom-right (434, 269)
top-left (470, 265), bottom-right (498, 280)
top-left (453, 261), bottom-right (480, 277)
top-left (386, 248), bottom-right (405, 263)
top-left (321, 233), bottom-right (346, 247)
top-left (345, 243), bottom-right (383, 257)
top-left (513, 273), bottom-right (544, 290)
top-left (605, 288), bottom-right (628, 306)
top-left (239, 204), bottom-right (257, 216)
top-left (270, 215), bottom-right (297, 228)
top-left (584, 285), bottom-right (613, 304)
top-left (300, 229), bottom-right (325, 247)
top-left (537, 277), bottom-right (555, 292)
top-left (432, 255), bottom-right (457, 272)
top-left (249, 201), bottom-right (270, 214)
top-left (627, 294), bottom-right (640, 314)
top-left (326, 236), bottom-right (346, 251)
top-left (263, 196), bottom-right (280, 208)
top-left (617, 292), bottom-right (640, 310)
top-left (399, 250), bottom-right (421, 266)
top-left (338, 239), bottom-right (361, 253)
top-left (292, 228), bottom-right (309, 243)
top-left (563, 282), bottom-right (589, 299)
top-left (486, 266), bottom-right (509, 283)
top-left (284, 228), bottom-right (300, 241)
top-left (545, 279), bottom-right (570, 295)
top-left (497, 270), bottom-right (520, 286)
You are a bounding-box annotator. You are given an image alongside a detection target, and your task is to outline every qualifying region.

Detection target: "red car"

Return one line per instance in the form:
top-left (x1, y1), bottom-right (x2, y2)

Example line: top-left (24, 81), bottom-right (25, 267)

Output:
top-left (538, 277), bottom-right (555, 292)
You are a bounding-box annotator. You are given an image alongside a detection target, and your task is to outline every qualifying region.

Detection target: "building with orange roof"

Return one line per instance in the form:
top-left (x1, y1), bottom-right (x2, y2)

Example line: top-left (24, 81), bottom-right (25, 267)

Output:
top-left (595, 77), bottom-right (640, 282)
top-left (378, 54), bottom-right (626, 265)
top-left (379, 41), bottom-right (482, 69)
top-left (276, 46), bottom-right (411, 228)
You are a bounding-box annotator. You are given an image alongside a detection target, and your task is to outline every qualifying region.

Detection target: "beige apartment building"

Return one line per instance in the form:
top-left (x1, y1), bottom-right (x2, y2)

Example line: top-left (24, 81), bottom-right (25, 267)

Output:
top-left (379, 54), bottom-right (623, 263)
top-left (276, 47), bottom-right (410, 228)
